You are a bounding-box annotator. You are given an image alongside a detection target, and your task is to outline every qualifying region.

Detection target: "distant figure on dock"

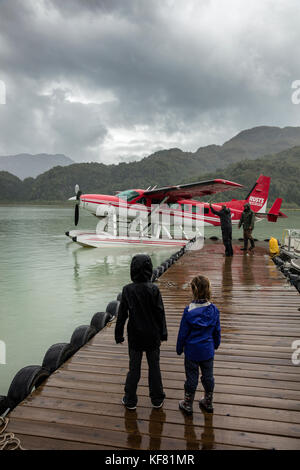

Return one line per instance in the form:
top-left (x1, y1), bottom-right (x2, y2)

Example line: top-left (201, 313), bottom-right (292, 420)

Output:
top-left (176, 275), bottom-right (221, 415)
top-left (209, 203), bottom-right (233, 256)
top-left (115, 254), bottom-right (168, 410)
top-left (238, 202), bottom-right (255, 251)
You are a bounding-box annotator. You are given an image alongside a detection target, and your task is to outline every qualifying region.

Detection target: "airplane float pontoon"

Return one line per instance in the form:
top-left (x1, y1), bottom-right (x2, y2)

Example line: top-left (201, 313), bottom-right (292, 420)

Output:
top-left (65, 175), bottom-right (287, 248)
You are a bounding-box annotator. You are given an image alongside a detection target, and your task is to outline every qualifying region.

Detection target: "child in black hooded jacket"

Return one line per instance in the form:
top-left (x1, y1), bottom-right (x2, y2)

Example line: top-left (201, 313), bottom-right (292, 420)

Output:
top-left (115, 254), bottom-right (168, 410)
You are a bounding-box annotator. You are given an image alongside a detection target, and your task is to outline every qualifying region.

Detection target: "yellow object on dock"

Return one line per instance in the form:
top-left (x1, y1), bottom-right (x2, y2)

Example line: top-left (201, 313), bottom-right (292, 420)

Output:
top-left (269, 236), bottom-right (280, 256)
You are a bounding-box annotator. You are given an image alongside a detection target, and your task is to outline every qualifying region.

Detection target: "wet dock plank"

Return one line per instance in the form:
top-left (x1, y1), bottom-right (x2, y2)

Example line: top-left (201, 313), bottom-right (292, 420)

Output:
top-left (6, 241), bottom-right (300, 450)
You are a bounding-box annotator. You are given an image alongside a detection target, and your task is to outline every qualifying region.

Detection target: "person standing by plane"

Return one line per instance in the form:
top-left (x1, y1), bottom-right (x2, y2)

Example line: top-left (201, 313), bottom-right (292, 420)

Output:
top-left (238, 202), bottom-right (255, 251)
top-left (209, 203), bottom-right (233, 257)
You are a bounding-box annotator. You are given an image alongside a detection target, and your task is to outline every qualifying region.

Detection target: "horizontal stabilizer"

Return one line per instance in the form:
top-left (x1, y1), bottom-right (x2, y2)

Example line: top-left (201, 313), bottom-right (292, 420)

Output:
top-left (267, 198), bottom-right (288, 222)
top-left (267, 210), bottom-right (288, 221)
top-left (278, 211), bottom-right (288, 218)
top-left (255, 198), bottom-right (288, 222)
top-left (268, 198), bottom-right (282, 215)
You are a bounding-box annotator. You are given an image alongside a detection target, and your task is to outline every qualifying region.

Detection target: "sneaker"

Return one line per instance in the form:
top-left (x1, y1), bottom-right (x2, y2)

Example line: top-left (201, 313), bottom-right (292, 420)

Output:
top-left (152, 399), bottom-right (164, 409)
top-left (122, 397), bottom-right (136, 410)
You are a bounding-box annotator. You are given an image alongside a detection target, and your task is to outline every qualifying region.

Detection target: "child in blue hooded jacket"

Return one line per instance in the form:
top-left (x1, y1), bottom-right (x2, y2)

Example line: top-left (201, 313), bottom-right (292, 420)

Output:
top-left (176, 275), bottom-right (221, 414)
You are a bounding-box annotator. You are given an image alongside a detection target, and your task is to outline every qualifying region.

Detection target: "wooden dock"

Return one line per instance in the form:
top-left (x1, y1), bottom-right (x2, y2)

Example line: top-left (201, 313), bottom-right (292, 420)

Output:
top-left (5, 241), bottom-right (300, 450)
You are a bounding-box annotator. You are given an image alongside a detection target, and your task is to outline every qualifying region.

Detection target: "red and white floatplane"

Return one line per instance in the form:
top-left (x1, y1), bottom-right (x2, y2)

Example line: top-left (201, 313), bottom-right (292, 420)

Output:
top-left (65, 175), bottom-right (286, 248)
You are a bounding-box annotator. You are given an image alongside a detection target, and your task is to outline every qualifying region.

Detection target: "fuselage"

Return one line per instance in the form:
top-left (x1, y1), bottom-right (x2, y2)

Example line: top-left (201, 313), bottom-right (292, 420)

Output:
top-left (79, 189), bottom-right (248, 227)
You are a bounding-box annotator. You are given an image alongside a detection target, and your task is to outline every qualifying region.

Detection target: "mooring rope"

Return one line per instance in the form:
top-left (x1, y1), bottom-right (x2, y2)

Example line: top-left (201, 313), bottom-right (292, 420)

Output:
top-left (0, 416), bottom-right (25, 451)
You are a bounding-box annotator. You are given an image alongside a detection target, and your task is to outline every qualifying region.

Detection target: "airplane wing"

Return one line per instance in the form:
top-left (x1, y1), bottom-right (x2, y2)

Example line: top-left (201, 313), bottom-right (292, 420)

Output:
top-left (143, 179), bottom-right (243, 201)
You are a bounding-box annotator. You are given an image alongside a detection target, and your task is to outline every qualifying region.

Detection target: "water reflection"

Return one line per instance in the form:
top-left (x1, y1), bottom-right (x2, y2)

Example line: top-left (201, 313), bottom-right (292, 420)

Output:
top-left (124, 408), bottom-right (166, 450)
top-left (221, 256), bottom-right (233, 302)
top-left (182, 410), bottom-right (215, 450)
top-left (242, 252), bottom-right (255, 285)
top-left (70, 245), bottom-right (176, 301)
top-left (200, 411), bottom-right (215, 450)
top-left (124, 409), bottom-right (142, 449)
top-left (182, 414), bottom-right (199, 450)
top-left (148, 408), bottom-right (166, 450)
top-left (267, 256), bottom-right (282, 281)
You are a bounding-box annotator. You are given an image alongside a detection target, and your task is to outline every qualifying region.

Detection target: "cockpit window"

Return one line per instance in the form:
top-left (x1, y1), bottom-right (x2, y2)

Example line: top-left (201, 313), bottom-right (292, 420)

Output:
top-left (168, 203), bottom-right (180, 210)
top-left (117, 190), bottom-right (140, 202)
top-left (181, 204), bottom-right (191, 212)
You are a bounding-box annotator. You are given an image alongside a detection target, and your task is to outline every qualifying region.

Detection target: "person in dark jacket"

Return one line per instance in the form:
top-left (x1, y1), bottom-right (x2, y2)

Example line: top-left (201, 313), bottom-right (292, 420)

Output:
top-left (238, 202), bottom-right (255, 251)
top-left (176, 275), bottom-right (221, 414)
top-left (209, 203), bottom-right (233, 256)
top-left (115, 254), bottom-right (168, 410)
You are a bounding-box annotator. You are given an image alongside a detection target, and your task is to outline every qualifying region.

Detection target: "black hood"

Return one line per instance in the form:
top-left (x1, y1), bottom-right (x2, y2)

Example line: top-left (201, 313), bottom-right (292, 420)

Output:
top-left (130, 254), bottom-right (153, 283)
top-left (223, 207), bottom-right (231, 214)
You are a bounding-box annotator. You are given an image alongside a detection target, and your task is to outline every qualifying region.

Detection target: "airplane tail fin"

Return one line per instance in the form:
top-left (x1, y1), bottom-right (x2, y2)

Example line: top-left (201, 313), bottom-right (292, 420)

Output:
top-left (246, 175), bottom-right (270, 213)
top-left (267, 198), bottom-right (288, 222)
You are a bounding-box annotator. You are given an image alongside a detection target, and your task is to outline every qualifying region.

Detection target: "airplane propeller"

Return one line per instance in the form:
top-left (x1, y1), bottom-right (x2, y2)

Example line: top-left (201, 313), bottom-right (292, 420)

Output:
top-left (74, 184), bottom-right (82, 226)
top-left (75, 203), bottom-right (79, 226)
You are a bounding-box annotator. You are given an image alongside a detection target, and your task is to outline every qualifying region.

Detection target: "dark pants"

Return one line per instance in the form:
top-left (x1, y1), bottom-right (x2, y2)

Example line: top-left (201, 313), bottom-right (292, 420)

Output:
top-left (243, 228), bottom-right (255, 249)
top-left (124, 347), bottom-right (165, 407)
top-left (184, 357), bottom-right (214, 394)
top-left (222, 227), bottom-right (233, 256)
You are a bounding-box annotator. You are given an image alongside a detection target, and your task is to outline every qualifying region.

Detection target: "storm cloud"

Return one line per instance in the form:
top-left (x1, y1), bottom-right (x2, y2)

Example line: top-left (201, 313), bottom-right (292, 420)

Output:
top-left (0, 0), bottom-right (300, 163)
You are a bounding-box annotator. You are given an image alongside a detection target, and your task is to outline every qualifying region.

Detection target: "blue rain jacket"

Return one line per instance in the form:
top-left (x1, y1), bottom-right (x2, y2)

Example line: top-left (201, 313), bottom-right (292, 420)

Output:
top-left (176, 300), bottom-right (221, 362)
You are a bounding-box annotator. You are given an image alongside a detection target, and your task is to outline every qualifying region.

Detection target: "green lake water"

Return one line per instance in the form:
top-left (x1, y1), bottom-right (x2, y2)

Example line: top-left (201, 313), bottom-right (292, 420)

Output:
top-left (0, 205), bottom-right (299, 395)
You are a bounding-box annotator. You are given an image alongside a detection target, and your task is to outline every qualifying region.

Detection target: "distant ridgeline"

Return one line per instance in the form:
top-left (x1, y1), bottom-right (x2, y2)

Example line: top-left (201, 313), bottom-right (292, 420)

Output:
top-left (0, 153), bottom-right (74, 179)
top-left (0, 126), bottom-right (300, 206)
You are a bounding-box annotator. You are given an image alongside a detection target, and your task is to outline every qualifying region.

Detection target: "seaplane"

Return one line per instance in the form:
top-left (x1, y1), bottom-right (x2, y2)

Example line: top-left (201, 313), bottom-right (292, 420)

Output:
top-left (65, 174), bottom-right (287, 248)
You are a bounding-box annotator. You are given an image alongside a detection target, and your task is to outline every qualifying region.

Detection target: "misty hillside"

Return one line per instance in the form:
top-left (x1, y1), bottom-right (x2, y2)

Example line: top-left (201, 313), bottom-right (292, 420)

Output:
top-left (193, 126), bottom-right (300, 171)
top-left (0, 126), bottom-right (300, 205)
top-left (1, 145), bottom-right (300, 206)
top-left (2, 125), bottom-right (300, 180)
top-left (194, 146), bottom-right (300, 207)
top-left (0, 153), bottom-right (74, 179)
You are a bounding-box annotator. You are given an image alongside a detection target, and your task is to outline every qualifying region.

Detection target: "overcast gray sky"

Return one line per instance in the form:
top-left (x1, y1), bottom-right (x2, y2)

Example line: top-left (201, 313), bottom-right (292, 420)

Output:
top-left (0, 0), bottom-right (300, 163)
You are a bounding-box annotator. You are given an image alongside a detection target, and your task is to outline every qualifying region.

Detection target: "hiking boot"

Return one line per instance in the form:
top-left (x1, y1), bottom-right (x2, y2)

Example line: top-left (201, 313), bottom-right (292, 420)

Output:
top-left (249, 240), bottom-right (255, 251)
top-left (179, 391), bottom-right (195, 415)
top-left (199, 392), bottom-right (214, 413)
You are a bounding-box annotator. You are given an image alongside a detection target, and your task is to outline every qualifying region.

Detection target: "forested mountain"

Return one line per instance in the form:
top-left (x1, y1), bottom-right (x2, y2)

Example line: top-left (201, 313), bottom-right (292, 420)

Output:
top-left (187, 125), bottom-right (300, 172)
top-left (0, 153), bottom-right (74, 179)
top-left (197, 146), bottom-right (300, 206)
top-left (1, 125), bottom-right (300, 181)
top-left (0, 126), bottom-right (300, 206)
